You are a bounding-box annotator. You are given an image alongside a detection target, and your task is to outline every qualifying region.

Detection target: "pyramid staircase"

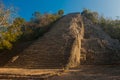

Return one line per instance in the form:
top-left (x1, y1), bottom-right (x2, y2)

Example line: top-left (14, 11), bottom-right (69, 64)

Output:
top-left (4, 13), bottom-right (83, 69)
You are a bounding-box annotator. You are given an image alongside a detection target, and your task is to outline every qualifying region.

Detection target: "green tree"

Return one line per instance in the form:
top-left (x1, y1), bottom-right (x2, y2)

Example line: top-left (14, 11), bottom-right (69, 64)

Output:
top-left (31, 11), bottom-right (41, 23)
top-left (0, 2), bottom-right (24, 50)
top-left (58, 10), bottom-right (64, 16)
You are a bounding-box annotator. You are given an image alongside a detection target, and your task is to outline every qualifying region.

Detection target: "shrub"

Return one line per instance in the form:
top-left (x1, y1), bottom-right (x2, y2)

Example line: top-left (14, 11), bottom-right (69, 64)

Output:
top-left (1, 40), bottom-right (12, 50)
top-left (21, 11), bottom-right (61, 41)
top-left (58, 10), bottom-right (64, 16)
top-left (81, 9), bottom-right (99, 24)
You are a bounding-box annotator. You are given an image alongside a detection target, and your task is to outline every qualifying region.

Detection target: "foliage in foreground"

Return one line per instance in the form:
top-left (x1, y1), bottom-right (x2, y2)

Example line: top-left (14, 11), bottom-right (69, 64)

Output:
top-left (0, 2), bottom-right (25, 50)
top-left (0, 2), bottom-right (64, 50)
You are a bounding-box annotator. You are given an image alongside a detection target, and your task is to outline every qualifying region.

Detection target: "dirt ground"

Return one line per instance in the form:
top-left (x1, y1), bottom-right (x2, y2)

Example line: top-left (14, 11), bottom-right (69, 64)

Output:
top-left (0, 65), bottom-right (120, 80)
top-left (0, 68), bottom-right (61, 79)
top-left (49, 65), bottom-right (120, 80)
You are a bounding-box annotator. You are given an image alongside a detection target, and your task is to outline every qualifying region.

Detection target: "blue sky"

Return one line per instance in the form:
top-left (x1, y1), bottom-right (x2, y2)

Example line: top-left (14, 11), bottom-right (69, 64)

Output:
top-left (3, 0), bottom-right (120, 21)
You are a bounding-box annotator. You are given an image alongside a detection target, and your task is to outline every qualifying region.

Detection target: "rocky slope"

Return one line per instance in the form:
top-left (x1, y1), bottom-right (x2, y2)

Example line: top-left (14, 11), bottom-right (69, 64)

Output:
top-left (80, 17), bottom-right (120, 64)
